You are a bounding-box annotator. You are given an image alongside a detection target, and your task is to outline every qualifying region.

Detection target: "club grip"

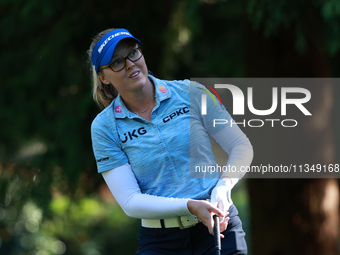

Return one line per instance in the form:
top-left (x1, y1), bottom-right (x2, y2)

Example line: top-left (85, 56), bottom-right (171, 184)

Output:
top-left (213, 214), bottom-right (221, 252)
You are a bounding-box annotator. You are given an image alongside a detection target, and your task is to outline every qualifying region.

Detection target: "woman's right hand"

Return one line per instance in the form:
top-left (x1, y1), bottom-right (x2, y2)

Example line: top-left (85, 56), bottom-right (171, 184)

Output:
top-left (187, 199), bottom-right (229, 238)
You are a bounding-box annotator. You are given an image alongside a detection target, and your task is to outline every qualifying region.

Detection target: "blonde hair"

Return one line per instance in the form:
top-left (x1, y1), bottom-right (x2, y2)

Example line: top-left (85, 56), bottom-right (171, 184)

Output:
top-left (87, 28), bottom-right (118, 108)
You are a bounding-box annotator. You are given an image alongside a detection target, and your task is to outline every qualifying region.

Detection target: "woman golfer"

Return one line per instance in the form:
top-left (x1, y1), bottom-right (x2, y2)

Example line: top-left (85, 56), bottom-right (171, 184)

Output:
top-left (89, 28), bottom-right (253, 255)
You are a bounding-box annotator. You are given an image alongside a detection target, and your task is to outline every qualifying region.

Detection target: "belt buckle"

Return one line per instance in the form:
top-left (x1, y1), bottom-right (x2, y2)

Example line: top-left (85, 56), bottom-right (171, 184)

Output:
top-left (177, 216), bottom-right (198, 230)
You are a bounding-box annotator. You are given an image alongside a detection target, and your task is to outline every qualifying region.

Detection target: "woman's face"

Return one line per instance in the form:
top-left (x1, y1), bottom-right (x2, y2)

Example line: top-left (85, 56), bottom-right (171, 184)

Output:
top-left (99, 39), bottom-right (149, 96)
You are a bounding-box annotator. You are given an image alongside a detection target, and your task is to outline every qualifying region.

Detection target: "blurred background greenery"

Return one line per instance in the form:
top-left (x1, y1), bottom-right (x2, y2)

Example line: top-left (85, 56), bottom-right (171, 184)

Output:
top-left (1, 0), bottom-right (340, 254)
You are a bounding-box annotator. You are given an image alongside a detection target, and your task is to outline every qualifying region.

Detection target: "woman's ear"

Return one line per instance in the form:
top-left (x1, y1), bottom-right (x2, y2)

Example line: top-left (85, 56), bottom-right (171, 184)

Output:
top-left (99, 73), bottom-right (110, 85)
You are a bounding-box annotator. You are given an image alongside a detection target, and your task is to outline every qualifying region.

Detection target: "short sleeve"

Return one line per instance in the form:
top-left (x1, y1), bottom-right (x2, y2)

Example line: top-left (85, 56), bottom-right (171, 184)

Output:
top-left (91, 116), bottom-right (128, 173)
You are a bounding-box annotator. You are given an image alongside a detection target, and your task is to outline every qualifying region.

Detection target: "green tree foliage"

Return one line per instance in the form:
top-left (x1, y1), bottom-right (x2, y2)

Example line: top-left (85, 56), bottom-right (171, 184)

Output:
top-left (247, 0), bottom-right (340, 54)
top-left (0, 164), bottom-right (140, 254)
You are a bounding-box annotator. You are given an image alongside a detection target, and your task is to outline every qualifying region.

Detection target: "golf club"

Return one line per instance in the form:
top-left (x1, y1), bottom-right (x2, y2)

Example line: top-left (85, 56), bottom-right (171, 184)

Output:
top-left (213, 214), bottom-right (221, 255)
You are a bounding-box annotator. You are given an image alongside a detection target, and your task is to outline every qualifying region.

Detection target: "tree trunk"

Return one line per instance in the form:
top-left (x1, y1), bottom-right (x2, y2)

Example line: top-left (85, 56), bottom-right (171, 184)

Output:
top-left (246, 24), bottom-right (339, 255)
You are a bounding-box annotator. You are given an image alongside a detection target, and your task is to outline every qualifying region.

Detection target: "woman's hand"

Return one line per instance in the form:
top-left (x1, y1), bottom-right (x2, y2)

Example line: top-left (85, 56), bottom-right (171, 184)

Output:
top-left (187, 199), bottom-right (229, 238)
top-left (210, 178), bottom-right (233, 219)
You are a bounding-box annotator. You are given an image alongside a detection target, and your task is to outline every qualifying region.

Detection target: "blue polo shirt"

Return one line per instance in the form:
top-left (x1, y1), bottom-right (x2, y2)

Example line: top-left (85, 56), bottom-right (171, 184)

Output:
top-left (91, 75), bottom-right (233, 200)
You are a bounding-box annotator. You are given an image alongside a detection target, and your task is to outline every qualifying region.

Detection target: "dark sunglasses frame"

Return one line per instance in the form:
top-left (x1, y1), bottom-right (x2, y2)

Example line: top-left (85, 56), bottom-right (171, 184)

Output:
top-left (101, 47), bottom-right (143, 73)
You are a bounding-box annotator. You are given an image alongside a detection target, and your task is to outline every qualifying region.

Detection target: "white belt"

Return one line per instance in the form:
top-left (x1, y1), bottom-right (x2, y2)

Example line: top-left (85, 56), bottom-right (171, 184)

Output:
top-left (142, 215), bottom-right (201, 229)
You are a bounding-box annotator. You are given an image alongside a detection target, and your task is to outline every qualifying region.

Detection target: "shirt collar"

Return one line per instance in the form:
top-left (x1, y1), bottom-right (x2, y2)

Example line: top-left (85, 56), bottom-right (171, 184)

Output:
top-left (149, 75), bottom-right (171, 102)
top-left (113, 75), bottom-right (171, 119)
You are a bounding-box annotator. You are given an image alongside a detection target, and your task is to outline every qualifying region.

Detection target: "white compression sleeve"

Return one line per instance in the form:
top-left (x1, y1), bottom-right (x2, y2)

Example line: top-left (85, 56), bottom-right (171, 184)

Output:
top-left (102, 163), bottom-right (191, 219)
top-left (211, 125), bottom-right (254, 188)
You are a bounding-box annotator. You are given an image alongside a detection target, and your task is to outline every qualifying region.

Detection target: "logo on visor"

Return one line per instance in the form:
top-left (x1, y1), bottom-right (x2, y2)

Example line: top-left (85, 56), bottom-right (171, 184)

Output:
top-left (98, 32), bottom-right (131, 54)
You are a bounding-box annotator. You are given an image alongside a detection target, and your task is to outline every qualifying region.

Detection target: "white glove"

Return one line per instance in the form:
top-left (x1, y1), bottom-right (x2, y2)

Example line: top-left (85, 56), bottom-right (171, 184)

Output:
top-left (210, 179), bottom-right (233, 217)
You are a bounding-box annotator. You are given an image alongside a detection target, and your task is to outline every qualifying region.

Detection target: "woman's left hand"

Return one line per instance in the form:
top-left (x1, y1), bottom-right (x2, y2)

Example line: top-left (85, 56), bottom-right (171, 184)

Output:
top-left (187, 199), bottom-right (229, 238)
top-left (210, 177), bottom-right (233, 221)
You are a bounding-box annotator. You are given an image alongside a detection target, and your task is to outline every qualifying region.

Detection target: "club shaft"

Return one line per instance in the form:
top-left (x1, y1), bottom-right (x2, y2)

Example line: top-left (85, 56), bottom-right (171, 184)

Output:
top-left (213, 214), bottom-right (221, 254)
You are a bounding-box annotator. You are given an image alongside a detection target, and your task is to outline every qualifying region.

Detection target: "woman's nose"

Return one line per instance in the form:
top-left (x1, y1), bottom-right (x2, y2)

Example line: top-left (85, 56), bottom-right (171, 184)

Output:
top-left (125, 58), bottom-right (135, 69)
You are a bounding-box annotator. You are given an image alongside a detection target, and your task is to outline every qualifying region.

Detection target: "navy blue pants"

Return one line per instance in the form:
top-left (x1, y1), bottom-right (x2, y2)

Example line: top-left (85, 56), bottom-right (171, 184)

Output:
top-left (136, 205), bottom-right (247, 255)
